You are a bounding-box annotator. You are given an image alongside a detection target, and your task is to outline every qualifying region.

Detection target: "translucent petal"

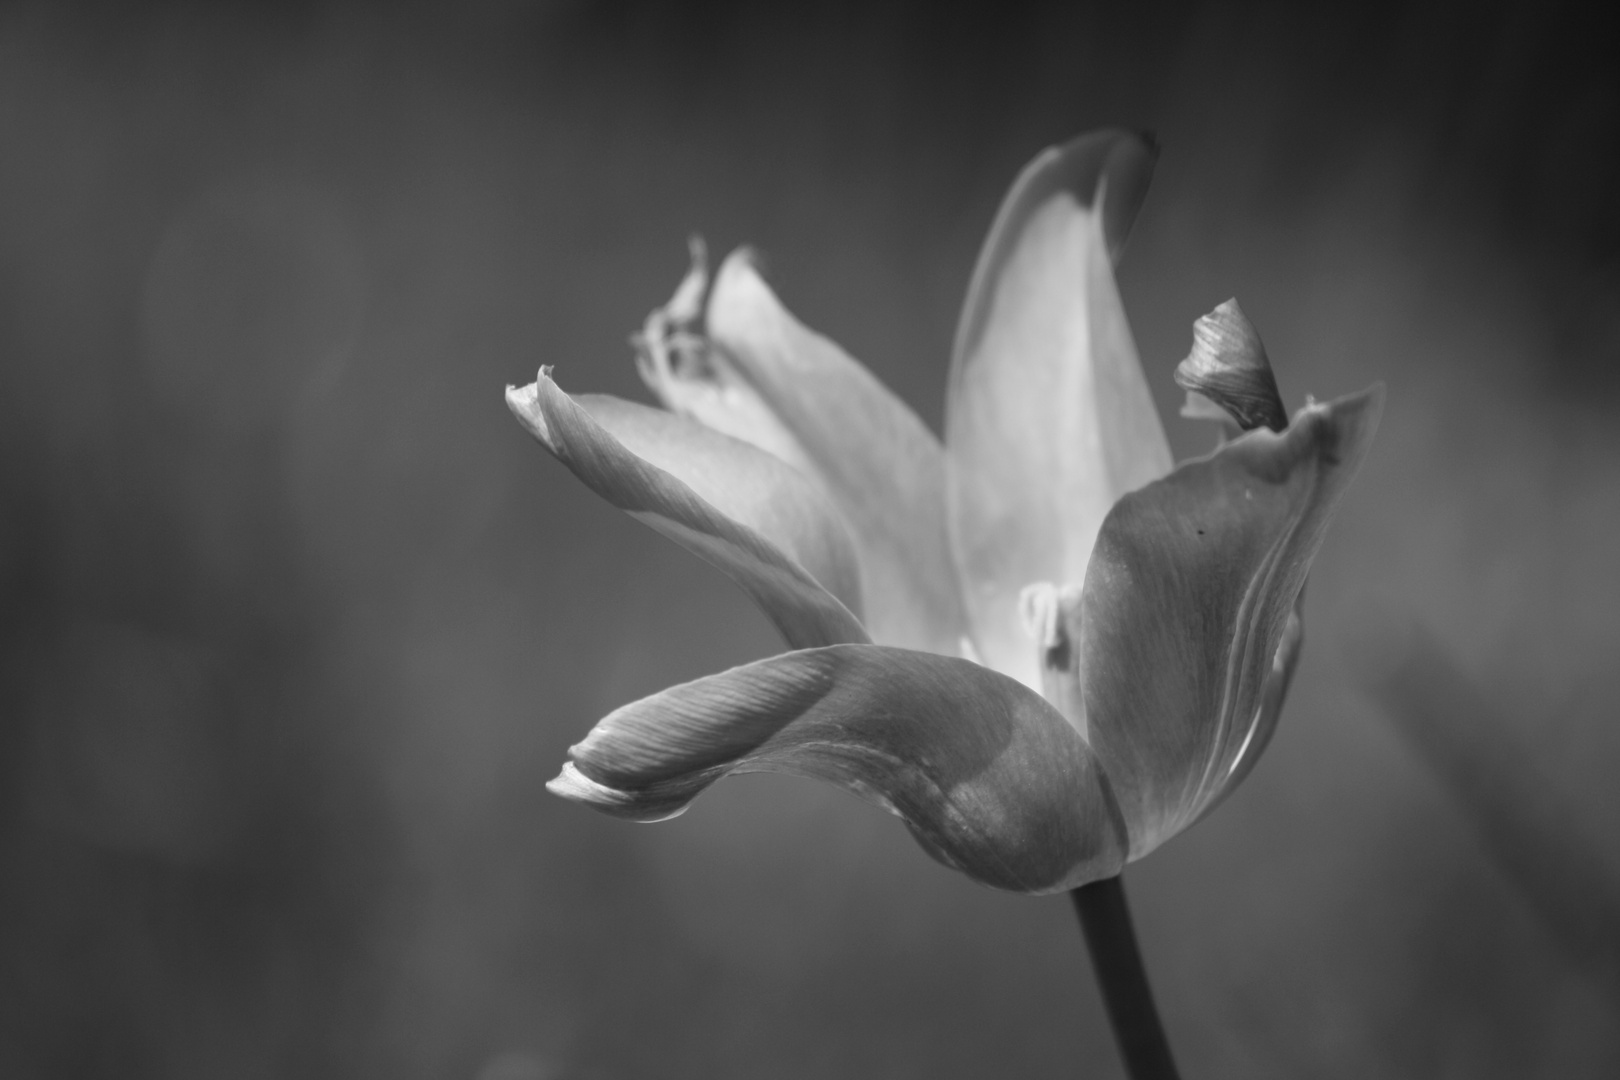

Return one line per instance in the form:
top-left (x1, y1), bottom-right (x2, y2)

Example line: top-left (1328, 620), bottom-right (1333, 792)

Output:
top-left (634, 244), bottom-right (810, 472)
top-left (644, 250), bottom-right (967, 655)
top-left (946, 130), bottom-right (1171, 688)
top-left (507, 372), bottom-right (868, 649)
top-left (1199, 591), bottom-right (1305, 818)
top-left (575, 392), bottom-right (863, 617)
top-left (1079, 386), bottom-right (1383, 858)
top-left (549, 644), bottom-right (1129, 893)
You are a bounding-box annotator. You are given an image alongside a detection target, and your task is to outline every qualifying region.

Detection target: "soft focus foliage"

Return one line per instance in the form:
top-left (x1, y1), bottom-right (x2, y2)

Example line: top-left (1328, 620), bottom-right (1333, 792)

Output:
top-left (1, 1), bottom-right (1618, 1077)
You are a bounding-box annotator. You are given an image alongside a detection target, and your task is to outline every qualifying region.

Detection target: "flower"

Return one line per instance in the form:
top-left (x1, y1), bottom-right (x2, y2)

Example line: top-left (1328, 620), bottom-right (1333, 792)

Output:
top-left (507, 130), bottom-right (1381, 894)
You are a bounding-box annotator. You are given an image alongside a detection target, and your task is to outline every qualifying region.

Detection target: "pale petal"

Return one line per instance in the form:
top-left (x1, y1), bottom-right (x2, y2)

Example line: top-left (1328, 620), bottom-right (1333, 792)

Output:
top-left (1079, 386), bottom-right (1383, 859)
top-left (573, 392), bottom-right (863, 617)
top-left (645, 250), bottom-right (967, 655)
top-left (946, 130), bottom-right (1172, 688)
top-left (507, 372), bottom-right (868, 649)
top-left (634, 243), bottom-right (810, 471)
top-left (549, 645), bottom-right (1129, 893)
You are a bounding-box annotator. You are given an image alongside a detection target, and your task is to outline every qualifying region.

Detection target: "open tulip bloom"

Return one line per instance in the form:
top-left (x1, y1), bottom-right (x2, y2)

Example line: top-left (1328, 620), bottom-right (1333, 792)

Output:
top-left (509, 129), bottom-right (1380, 1076)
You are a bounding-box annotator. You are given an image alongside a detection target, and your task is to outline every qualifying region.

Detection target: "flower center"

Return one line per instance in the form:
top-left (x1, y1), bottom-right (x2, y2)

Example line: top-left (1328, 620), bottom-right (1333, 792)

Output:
top-left (1019, 581), bottom-right (1087, 738)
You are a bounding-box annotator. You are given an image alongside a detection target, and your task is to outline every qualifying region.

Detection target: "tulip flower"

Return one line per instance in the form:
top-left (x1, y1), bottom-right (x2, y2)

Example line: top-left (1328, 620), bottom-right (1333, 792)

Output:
top-left (507, 130), bottom-right (1381, 897)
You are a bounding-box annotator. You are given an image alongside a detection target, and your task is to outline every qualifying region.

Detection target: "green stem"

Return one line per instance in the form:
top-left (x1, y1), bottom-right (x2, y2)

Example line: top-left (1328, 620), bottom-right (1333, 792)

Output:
top-left (1071, 875), bottom-right (1181, 1080)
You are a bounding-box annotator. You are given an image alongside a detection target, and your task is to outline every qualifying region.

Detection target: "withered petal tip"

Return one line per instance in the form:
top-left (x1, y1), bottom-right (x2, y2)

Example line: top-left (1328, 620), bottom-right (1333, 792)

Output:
top-left (1174, 299), bottom-right (1287, 432)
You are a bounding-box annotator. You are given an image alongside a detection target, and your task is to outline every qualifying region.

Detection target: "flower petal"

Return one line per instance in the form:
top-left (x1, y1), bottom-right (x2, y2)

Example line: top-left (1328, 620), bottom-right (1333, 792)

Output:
top-left (1079, 386), bottom-right (1383, 858)
top-left (633, 241), bottom-right (810, 471)
top-left (507, 372), bottom-right (868, 649)
top-left (1174, 299), bottom-right (1288, 433)
top-left (1199, 591), bottom-right (1304, 817)
top-left (579, 391), bottom-right (864, 617)
top-left (549, 644), bottom-right (1129, 893)
top-left (644, 249), bottom-right (967, 655)
top-left (946, 130), bottom-right (1172, 689)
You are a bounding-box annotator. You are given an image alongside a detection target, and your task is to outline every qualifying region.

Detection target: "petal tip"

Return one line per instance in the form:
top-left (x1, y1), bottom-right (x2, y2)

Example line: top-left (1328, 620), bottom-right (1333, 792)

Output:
top-left (1174, 299), bottom-right (1287, 432)
top-left (953, 127), bottom-right (1159, 369)
top-left (708, 246), bottom-right (776, 322)
top-left (504, 380), bottom-right (537, 407)
top-left (1297, 382), bottom-right (1386, 465)
top-left (505, 377), bottom-right (554, 447)
top-left (547, 761), bottom-right (691, 823)
top-left (1045, 128), bottom-right (1158, 204)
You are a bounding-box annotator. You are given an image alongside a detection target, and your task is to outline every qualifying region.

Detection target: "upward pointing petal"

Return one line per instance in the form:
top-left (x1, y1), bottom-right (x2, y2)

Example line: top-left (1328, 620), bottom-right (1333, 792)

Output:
top-left (668, 251), bottom-right (968, 656)
top-left (946, 131), bottom-right (1172, 688)
top-left (1080, 386), bottom-right (1383, 859)
top-left (550, 644), bottom-right (1128, 893)
top-left (634, 241), bottom-right (811, 472)
top-left (507, 372), bottom-right (868, 650)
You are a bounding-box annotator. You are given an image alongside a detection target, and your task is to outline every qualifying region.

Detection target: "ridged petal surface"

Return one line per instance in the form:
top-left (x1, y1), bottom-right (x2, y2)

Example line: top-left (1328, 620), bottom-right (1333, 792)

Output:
top-left (507, 373), bottom-right (867, 649)
top-left (550, 644), bottom-right (1129, 893)
top-left (1079, 387), bottom-right (1383, 858)
top-left (644, 251), bottom-right (967, 655)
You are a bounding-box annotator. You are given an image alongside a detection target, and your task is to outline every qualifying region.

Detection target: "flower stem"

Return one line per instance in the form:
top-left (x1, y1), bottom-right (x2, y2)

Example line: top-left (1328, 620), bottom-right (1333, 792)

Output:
top-left (1071, 875), bottom-right (1181, 1080)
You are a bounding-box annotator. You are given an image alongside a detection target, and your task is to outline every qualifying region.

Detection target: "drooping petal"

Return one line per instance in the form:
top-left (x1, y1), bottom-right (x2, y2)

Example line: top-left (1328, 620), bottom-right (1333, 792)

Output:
top-left (549, 645), bottom-right (1128, 893)
top-left (946, 130), bottom-right (1172, 689)
top-left (577, 391), bottom-right (864, 617)
top-left (1079, 386), bottom-right (1383, 859)
top-left (643, 249), bottom-right (967, 656)
top-left (507, 372), bottom-right (868, 650)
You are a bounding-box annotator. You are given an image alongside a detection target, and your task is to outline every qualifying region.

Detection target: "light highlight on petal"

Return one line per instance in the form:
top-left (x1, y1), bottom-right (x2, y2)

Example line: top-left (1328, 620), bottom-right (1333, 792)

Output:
top-left (573, 392), bottom-right (863, 617)
top-left (550, 644), bottom-right (1129, 893)
top-left (507, 372), bottom-right (868, 650)
top-left (946, 130), bottom-right (1172, 689)
top-left (692, 251), bottom-right (968, 655)
top-left (1079, 386), bottom-right (1384, 858)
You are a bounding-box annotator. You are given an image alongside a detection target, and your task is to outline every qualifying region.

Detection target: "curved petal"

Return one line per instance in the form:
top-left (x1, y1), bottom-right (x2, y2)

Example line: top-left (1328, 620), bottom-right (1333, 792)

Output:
top-left (643, 249), bottom-right (967, 656)
top-left (632, 241), bottom-right (810, 470)
top-left (507, 372), bottom-right (868, 649)
top-left (1079, 386), bottom-right (1383, 859)
top-left (575, 392), bottom-right (863, 617)
top-left (946, 130), bottom-right (1172, 689)
top-left (548, 645), bottom-right (1128, 893)
top-left (1199, 591), bottom-right (1304, 819)
top-left (1174, 299), bottom-right (1288, 433)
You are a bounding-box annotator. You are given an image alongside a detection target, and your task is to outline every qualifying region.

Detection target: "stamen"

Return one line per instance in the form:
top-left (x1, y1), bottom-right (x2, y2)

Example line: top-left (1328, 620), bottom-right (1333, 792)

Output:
top-left (1019, 582), bottom-right (1088, 736)
top-left (1019, 582), bottom-right (1063, 654)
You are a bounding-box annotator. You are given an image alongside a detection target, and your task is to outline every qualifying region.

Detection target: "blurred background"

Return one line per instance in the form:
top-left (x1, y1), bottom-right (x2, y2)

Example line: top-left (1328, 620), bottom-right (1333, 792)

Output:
top-left (2, 1), bottom-right (1618, 1077)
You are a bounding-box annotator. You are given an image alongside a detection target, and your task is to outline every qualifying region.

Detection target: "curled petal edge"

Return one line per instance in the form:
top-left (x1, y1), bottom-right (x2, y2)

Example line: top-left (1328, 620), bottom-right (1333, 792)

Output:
top-left (1198, 590), bottom-right (1305, 823)
top-left (507, 371), bottom-right (869, 650)
top-left (667, 251), bottom-right (969, 656)
top-left (1080, 385), bottom-right (1383, 859)
top-left (548, 644), bottom-right (1129, 894)
top-left (1174, 299), bottom-right (1288, 433)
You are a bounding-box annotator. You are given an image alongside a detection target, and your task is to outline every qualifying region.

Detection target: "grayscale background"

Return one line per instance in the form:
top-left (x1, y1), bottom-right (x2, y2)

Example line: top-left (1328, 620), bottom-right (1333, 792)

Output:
top-left (2, 1), bottom-right (1617, 1077)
